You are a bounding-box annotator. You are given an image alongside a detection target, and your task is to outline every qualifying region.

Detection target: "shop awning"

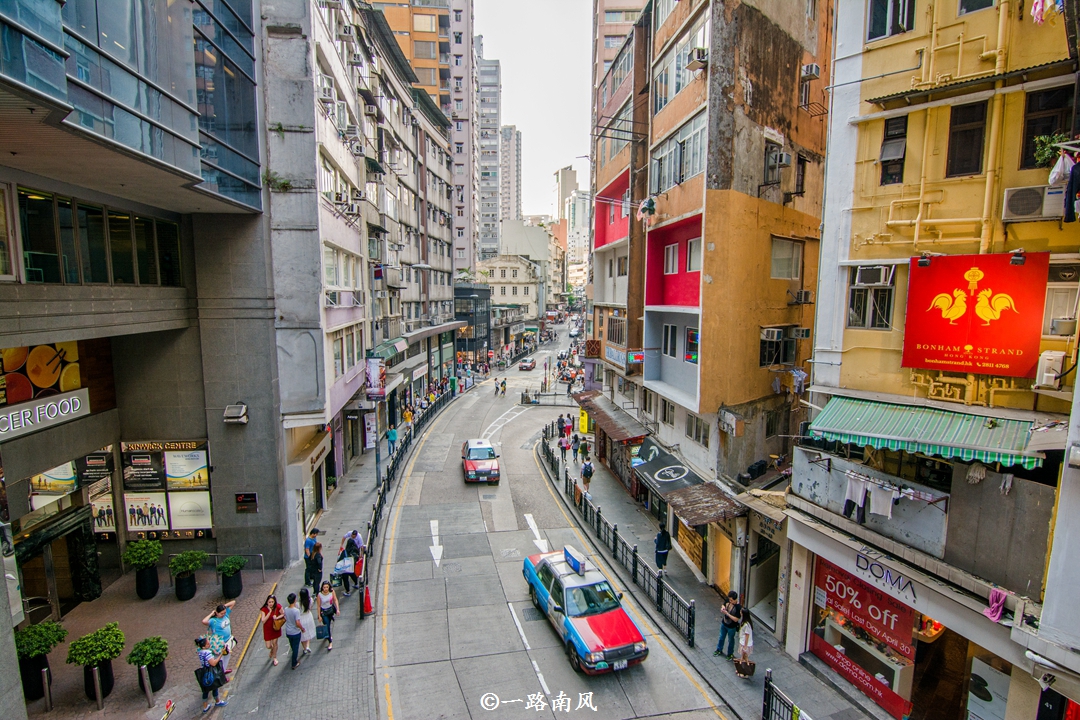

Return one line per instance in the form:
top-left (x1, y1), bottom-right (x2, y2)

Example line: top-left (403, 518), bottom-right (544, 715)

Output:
top-left (809, 396), bottom-right (1044, 470)
top-left (634, 437), bottom-right (705, 496)
top-left (365, 156), bottom-right (385, 175)
top-left (370, 338), bottom-right (408, 359)
top-left (367, 219), bottom-right (388, 235)
top-left (572, 390), bottom-right (649, 443)
top-left (665, 483), bottom-right (744, 526)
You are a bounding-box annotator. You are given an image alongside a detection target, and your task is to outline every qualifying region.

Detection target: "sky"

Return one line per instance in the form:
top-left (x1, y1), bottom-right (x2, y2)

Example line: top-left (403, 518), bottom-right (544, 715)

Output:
top-left (473, 0), bottom-right (592, 217)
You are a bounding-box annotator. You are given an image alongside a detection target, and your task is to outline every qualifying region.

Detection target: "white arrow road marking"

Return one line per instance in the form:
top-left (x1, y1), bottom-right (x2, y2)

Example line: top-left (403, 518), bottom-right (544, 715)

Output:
top-left (481, 406), bottom-right (531, 439)
top-left (524, 513), bottom-right (549, 552)
top-left (429, 519), bottom-right (442, 566)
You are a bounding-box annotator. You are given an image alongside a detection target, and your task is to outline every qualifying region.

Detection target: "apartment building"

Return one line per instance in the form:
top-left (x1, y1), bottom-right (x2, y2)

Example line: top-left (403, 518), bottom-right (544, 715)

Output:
top-left (477, 255), bottom-right (542, 320)
top-left (500, 125), bottom-right (523, 222)
top-left (566, 189), bottom-right (591, 267)
top-left (591, 0), bottom-right (649, 91)
top-left (790, 2), bottom-right (1080, 718)
top-left (376, 1), bottom-right (450, 111)
top-left (476, 38), bottom-right (502, 259)
top-left (501, 219), bottom-right (567, 318)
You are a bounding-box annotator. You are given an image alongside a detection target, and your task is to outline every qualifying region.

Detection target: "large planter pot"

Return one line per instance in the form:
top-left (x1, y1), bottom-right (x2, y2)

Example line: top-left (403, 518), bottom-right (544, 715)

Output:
top-left (138, 661), bottom-right (167, 693)
top-left (175, 573), bottom-right (197, 601)
top-left (82, 659), bottom-right (114, 701)
top-left (135, 566), bottom-right (159, 600)
top-left (18, 654), bottom-right (50, 701)
top-left (221, 571), bottom-right (243, 600)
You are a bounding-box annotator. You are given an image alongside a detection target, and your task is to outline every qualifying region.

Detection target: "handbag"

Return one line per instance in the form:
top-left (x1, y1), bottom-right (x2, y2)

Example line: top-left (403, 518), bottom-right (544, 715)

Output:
top-left (272, 613), bottom-right (286, 631)
top-left (334, 556), bottom-right (355, 575)
top-left (315, 624), bottom-right (330, 640)
top-left (734, 659), bottom-right (756, 678)
top-left (195, 663), bottom-right (224, 690)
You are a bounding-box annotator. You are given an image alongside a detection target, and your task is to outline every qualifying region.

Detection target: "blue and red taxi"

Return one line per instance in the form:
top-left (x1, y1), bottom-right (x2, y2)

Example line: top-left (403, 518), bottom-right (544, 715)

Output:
top-left (522, 546), bottom-right (648, 674)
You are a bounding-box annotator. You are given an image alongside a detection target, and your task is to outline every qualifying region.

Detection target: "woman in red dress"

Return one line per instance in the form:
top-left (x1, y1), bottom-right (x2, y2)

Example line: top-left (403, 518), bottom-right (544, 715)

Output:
top-left (259, 594), bottom-right (285, 666)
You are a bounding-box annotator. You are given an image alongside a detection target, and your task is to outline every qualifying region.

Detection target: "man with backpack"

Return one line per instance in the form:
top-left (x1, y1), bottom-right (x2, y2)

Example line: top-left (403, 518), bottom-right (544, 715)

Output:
top-left (581, 459), bottom-right (594, 496)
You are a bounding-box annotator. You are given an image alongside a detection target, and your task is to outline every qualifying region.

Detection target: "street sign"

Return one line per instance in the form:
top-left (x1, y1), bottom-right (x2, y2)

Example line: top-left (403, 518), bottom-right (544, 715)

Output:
top-left (488, 350), bottom-right (494, 358)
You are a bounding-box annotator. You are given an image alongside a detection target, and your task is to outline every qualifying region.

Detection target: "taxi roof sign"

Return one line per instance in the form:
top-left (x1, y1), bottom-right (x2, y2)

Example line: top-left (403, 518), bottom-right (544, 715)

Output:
top-left (564, 545), bottom-right (586, 576)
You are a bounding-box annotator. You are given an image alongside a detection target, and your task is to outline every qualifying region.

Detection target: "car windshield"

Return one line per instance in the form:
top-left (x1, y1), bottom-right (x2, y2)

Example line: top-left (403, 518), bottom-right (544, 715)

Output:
top-left (467, 447), bottom-right (496, 460)
top-left (523, 359), bottom-right (533, 363)
top-left (564, 581), bottom-right (621, 617)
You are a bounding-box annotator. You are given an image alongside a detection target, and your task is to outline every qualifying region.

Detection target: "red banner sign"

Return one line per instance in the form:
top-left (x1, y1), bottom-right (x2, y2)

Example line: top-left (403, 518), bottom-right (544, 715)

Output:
top-left (901, 252), bottom-right (1049, 378)
top-left (814, 557), bottom-right (915, 659)
top-left (810, 635), bottom-right (913, 720)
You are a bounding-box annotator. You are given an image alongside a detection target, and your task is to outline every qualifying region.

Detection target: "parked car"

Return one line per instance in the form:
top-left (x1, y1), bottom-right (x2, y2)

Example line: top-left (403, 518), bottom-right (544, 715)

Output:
top-left (523, 546), bottom-right (648, 674)
top-left (568, 328), bottom-right (580, 338)
top-left (519, 358), bottom-right (536, 370)
top-left (461, 439), bottom-right (500, 484)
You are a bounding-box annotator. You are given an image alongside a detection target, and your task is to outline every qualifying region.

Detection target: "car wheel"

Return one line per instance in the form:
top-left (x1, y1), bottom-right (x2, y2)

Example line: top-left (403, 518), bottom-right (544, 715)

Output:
top-left (529, 586), bottom-right (542, 611)
top-left (567, 644), bottom-right (584, 674)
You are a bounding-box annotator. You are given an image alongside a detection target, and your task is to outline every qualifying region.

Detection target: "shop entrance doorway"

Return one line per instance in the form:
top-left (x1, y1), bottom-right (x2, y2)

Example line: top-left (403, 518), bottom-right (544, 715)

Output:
top-left (20, 536), bottom-right (79, 623)
top-left (907, 628), bottom-right (970, 720)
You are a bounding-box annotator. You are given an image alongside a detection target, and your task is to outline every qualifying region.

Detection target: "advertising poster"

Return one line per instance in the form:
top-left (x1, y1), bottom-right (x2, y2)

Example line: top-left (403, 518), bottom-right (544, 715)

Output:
top-left (165, 449), bottom-right (210, 490)
top-left (366, 358), bottom-right (386, 399)
top-left (121, 444), bottom-right (166, 491)
top-left (364, 412), bottom-right (377, 449)
top-left (91, 496), bottom-right (116, 533)
top-left (76, 447), bottom-right (114, 484)
top-left (124, 492), bottom-right (170, 531)
top-left (0, 341), bottom-right (82, 407)
top-left (168, 490), bottom-right (212, 530)
top-left (814, 557), bottom-right (915, 658)
top-left (29, 462), bottom-right (78, 511)
top-left (902, 252), bottom-right (1049, 378)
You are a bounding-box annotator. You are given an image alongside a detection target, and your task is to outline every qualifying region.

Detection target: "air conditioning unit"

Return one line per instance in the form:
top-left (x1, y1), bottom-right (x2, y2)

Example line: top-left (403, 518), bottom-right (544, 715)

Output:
top-left (349, 142), bottom-right (365, 157)
top-left (1002, 185), bottom-right (1065, 222)
top-left (1037, 350), bottom-right (1066, 389)
top-left (364, 104), bottom-right (379, 117)
top-left (319, 85), bottom-right (335, 103)
top-left (761, 328), bottom-right (785, 342)
top-left (351, 188), bottom-right (365, 202)
top-left (686, 47), bottom-right (708, 71)
top-left (789, 327), bottom-right (812, 339)
top-left (349, 53), bottom-right (364, 67)
top-left (374, 290), bottom-right (388, 299)
top-left (794, 289), bottom-right (814, 304)
top-left (801, 63), bottom-right (821, 80)
top-left (333, 191), bottom-right (349, 204)
top-left (343, 203), bottom-right (361, 216)
top-left (775, 151), bottom-right (793, 168)
top-left (338, 25), bottom-right (354, 40)
top-left (345, 124), bottom-right (360, 138)
top-left (318, 0), bottom-right (342, 8)
top-left (854, 265), bottom-right (893, 287)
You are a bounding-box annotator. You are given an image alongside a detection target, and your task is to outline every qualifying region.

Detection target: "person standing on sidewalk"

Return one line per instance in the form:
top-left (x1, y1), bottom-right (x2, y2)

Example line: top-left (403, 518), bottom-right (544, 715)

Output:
top-left (387, 424), bottom-right (398, 454)
top-left (258, 594), bottom-right (284, 666)
top-left (283, 593), bottom-right (304, 670)
top-left (578, 438), bottom-right (589, 463)
top-left (202, 600), bottom-right (236, 674)
top-left (500, 379), bottom-right (506, 396)
top-left (339, 530), bottom-right (363, 596)
top-left (195, 636), bottom-right (228, 712)
top-left (305, 542), bottom-right (323, 591)
top-left (298, 587), bottom-right (316, 655)
top-left (557, 414), bottom-right (566, 438)
top-left (581, 459), bottom-right (594, 496)
top-left (654, 526), bottom-right (671, 576)
top-left (402, 407), bottom-right (413, 435)
top-left (559, 435), bottom-right (569, 462)
top-left (303, 528), bottom-right (319, 559)
top-left (714, 591), bottom-right (742, 659)
top-left (317, 581), bottom-right (339, 652)
top-left (736, 608), bottom-right (755, 677)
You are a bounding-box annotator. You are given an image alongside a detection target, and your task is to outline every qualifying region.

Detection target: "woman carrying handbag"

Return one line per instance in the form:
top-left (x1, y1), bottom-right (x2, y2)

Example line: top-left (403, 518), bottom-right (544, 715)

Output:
top-left (735, 609), bottom-right (755, 678)
top-left (317, 581), bottom-right (340, 651)
top-left (259, 594), bottom-right (285, 666)
top-left (194, 636), bottom-right (228, 712)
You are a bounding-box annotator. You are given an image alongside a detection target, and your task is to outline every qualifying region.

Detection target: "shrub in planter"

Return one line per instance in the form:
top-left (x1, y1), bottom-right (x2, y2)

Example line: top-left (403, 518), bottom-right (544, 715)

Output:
top-left (66, 622), bottom-right (125, 701)
top-left (122, 539), bottom-right (163, 600)
top-left (127, 636), bottom-right (168, 692)
top-left (14, 621), bottom-right (67, 701)
top-left (169, 551), bottom-right (207, 601)
top-left (219, 555), bottom-right (247, 600)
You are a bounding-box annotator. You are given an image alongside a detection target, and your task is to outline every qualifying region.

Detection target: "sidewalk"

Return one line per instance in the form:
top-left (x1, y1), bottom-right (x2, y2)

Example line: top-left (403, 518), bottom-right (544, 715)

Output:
top-left (543, 434), bottom-right (887, 720)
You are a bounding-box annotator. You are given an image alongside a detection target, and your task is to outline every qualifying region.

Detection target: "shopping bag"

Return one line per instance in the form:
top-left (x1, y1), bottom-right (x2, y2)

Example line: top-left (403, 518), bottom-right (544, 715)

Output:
top-left (734, 659), bottom-right (756, 678)
top-left (330, 572), bottom-right (343, 587)
top-left (334, 556), bottom-right (355, 575)
top-left (316, 624), bottom-right (330, 640)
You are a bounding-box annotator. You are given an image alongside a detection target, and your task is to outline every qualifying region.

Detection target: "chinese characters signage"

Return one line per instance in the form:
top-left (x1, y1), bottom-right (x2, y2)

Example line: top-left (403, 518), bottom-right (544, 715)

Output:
top-left (901, 252), bottom-right (1049, 378)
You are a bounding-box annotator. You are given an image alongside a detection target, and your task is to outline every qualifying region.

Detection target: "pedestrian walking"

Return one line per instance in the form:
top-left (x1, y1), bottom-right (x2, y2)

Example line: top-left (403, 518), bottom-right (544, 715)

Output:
top-left (557, 414), bottom-right (566, 437)
top-left (559, 435), bottom-right (569, 462)
top-left (735, 609), bottom-right (755, 677)
top-left (714, 591), bottom-right (742, 659)
top-left (283, 593), bottom-right (304, 670)
top-left (571, 434), bottom-right (581, 463)
top-left (202, 600), bottom-right (236, 674)
top-left (494, 378), bottom-right (500, 396)
top-left (305, 542), bottom-right (323, 591)
top-left (578, 439), bottom-right (589, 462)
top-left (298, 587), bottom-right (316, 655)
top-left (654, 526), bottom-right (672, 576)
top-left (581, 459), bottom-right (594, 495)
top-left (194, 636), bottom-right (228, 712)
top-left (387, 424), bottom-right (398, 454)
top-left (500, 379), bottom-right (506, 396)
top-left (303, 527), bottom-right (319, 559)
top-left (402, 407), bottom-right (413, 434)
top-left (258, 594), bottom-right (284, 666)
top-left (318, 581), bottom-right (340, 651)
top-left (338, 530), bottom-right (363, 596)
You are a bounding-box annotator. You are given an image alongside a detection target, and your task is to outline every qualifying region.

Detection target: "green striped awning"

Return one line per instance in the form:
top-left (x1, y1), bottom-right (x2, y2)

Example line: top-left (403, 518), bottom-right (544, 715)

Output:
top-left (370, 338), bottom-right (407, 359)
top-left (809, 397), bottom-right (1043, 469)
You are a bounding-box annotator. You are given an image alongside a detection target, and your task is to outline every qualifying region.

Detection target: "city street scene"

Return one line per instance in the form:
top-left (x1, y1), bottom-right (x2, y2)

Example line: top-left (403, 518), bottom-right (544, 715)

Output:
top-left (2, 1), bottom-right (1080, 720)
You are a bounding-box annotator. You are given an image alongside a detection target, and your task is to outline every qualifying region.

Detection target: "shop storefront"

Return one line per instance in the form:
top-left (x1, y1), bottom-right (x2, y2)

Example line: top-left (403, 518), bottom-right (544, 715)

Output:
top-left (738, 490), bottom-right (788, 634)
top-left (286, 431), bottom-right (331, 555)
top-left (572, 391), bottom-right (648, 493)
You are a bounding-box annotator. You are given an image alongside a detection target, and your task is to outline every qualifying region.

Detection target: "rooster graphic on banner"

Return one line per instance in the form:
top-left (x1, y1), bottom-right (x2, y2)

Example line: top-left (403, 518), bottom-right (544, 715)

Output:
top-left (925, 266), bottom-right (1017, 327)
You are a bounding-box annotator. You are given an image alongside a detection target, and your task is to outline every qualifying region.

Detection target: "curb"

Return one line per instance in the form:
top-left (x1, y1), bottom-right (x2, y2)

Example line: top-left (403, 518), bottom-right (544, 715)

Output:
top-left (532, 439), bottom-right (744, 720)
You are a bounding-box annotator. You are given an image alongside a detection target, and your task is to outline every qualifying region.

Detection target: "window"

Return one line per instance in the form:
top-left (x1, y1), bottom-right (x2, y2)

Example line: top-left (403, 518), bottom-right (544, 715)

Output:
top-left (684, 328), bottom-right (699, 363)
top-left (500, 268), bottom-right (506, 278)
top-left (764, 142), bottom-right (783, 184)
top-left (652, 12), bottom-right (711, 113)
top-left (685, 413), bottom-right (709, 447)
top-left (410, 40), bottom-right (436, 59)
top-left (605, 9), bottom-right (636, 22)
top-left (524, 286), bottom-right (529, 295)
top-left (848, 266), bottom-right (895, 329)
top-left (333, 334), bottom-right (343, 377)
top-left (867, 0), bottom-right (916, 41)
top-left (959, 0), bottom-right (994, 13)
top-left (512, 268), bottom-right (518, 278)
top-left (643, 388), bottom-right (654, 415)
top-left (108, 211), bottom-right (135, 284)
top-left (608, 258), bottom-right (614, 277)
top-left (500, 285), bottom-right (506, 295)
top-left (77, 203), bottom-right (108, 283)
top-left (795, 155), bottom-right (808, 195)
top-left (946, 101), bottom-right (988, 177)
top-left (607, 316), bottom-right (627, 346)
top-left (455, 142), bottom-right (463, 154)
top-left (512, 286), bottom-right (518, 295)
top-left (1043, 264), bottom-right (1080, 334)
top-left (771, 238), bottom-right (802, 280)
top-left (19, 189), bottom-right (61, 283)
top-left (453, 32), bottom-right (462, 43)
top-left (765, 409), bottom-right (783, 438)
top-left (686, 238), bottom-right (702, 272)
top-left (880, 116), bottom-right (907, 185)
top-left (760, 333), bottom-right (797, 366)
top-left (661, 399), bottom-right (676, 426)
top-left (651, 112), bottom-right (706, 193)
top-left (454, 10), bottom-right (462, 21)
top-left (1022, 86), bottom-right (1074, 170)
top-left (413, 14), bottom-right (436, 31)
top-left (604, 35), bottom-right (624, 48)
top-left (609, 203), bottom-right (615, 223)
top-left (454, 55), bottom-right (462, 66)
top-left (616, 256), bottom-right (628, 276)
top-left (664, 244), bottom-right (679, 274)
top-left (662, 324), bottom-right (678, 358)
top-left (414, 67), bottom-right (437, 86)
top-left (618, 376), bottom-right (634, 399)
top-left (799, 80), bottom-right (811, 109)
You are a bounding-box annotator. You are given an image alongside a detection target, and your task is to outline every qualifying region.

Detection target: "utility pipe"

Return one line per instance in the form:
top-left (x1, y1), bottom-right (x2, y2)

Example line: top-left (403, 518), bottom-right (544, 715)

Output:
top-left (913, 106), bottom-right (935, 247)
top-left (979, 0), bottom-right (1011, 254)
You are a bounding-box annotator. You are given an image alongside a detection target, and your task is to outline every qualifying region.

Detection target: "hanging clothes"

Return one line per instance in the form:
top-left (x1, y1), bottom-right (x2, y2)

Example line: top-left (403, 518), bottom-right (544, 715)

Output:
top-left (869, 486), bottom-right (901, 519)
top-left (967, 461), bottom-right (987, 484)
top-left (999, 473), bottom-right (1014, 496)
top-left (983, 587), bottom-right (1007, 622)
top-left (843, 476), bottom-right (869, 524)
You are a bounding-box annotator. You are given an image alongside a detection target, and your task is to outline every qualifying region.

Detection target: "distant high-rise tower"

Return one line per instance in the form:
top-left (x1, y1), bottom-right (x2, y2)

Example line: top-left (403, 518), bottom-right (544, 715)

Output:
top-left (591, 0), bottom-right (647, 91)
top-left (553, 166), bottom-right (577, 221)
top-left (499, 125), bottom-right (522, 222)
top-left (475, 37), bottom-right (501, 260)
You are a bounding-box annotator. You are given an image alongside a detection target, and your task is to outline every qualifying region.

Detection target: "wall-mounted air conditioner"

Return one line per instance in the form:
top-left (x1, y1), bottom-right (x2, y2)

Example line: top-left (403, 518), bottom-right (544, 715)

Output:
top-left (364, 104), bottom-right (379, 117)
top-left (343, 203), bottom-right (360, 216)
top-left (686, 48), bottom-right (708, 71)
top-left (789, 327), bottom-right (812, 339)
top-left (801, 63), bottom-right (821, 80)
top-left (338, 25), bottom-right (354, 40)
top-left (319, 86), bottom-right (335, 104)
top-left (374, 290), bottom-right (388, 299)
top-left (333, 191), bottom-right (348, 204)
top-left (761, 328), bottom-right (785, 342)
top-left (854, 265), bottom-right (893, 287)
top-left (791, 289), bottom-right (814, 304)
top-left (1037, 350), bottom-right (1066, 389)
top-left (1002, 185), bottom-right (1065, 222)
top-left (345, 124), bottom-right (360, 138)
top-left (349, 53), bottom-right (364, 67)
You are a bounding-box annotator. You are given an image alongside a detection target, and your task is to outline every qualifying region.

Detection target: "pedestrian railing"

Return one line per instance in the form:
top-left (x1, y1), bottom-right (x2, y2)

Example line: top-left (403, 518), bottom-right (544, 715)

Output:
top-left (544, 442), bottom-right (696, 647)
top-left (762, 670), bottom-right (805, 720)
top-left (165, 552), bottom-right (266, 586)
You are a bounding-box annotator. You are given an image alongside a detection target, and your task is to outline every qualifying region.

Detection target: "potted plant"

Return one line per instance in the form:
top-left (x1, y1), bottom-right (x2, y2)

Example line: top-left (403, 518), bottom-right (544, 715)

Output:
top-left (66, 622), bottom-right (125, 701)
top-left (127, 636), bottom-right (168, 692)
top-left (1034, 132), bottom-right (1070, 169)
top-left (14, 620), bottom-right (67, 701)
top-left (122, 539), bottom-right (163, 600)
top-left (218, 555), bottom-right (248, 599)
top-left (169, 551), bottom-right (207, 601)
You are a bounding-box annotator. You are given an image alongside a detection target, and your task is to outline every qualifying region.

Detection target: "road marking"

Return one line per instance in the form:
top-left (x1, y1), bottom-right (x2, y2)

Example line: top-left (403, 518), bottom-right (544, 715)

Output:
top-left (429, 519), bottom-right (442, 566)
top-left (524, 513), bottom-right (549, 552)
top-left (384, 681), bottom-right (394, 720)
top-left (507, 602), bottom-right (531, 650)
top-left (481, 405), bottom-right (531, 439)
top-left (531, 660), bottom-right (550, 696)
top-left (530, 443), bottom-right (727, 719)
